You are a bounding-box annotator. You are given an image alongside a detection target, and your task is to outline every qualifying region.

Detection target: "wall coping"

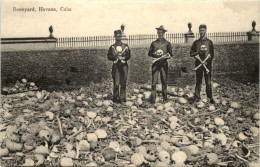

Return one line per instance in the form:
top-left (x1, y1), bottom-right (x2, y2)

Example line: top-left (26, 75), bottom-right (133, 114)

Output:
top-left (1, 41), bottom-right (258, 52)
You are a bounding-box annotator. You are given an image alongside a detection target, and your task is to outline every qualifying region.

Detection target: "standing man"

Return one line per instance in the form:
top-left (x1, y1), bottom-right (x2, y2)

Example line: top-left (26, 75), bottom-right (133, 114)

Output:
top-left (190, 24), bottom-right (215, 104)
top-left (148, 26), bottom-right (173, 104)
top-left (107, 30), bottom-right (131, 103)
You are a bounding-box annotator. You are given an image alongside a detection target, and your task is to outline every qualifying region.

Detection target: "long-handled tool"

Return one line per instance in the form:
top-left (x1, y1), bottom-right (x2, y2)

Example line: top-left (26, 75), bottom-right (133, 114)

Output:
top-left (193, 55), bottom-right (210, 73)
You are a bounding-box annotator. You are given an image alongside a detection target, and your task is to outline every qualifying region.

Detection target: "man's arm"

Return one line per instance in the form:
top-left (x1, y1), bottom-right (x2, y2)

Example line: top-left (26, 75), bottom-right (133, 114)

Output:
top-left (148, 42), bottom-right (159, 58)
top-left (167, 42), bottom-right (173, 57)
top-left (190, 41), bottom-right (199, 57)
top-left (123, 45), bottom-right (131, 61)
top-left (208, 40), bottom-right (214, 61)
top-left (107, 46), bottom-right (118, 61)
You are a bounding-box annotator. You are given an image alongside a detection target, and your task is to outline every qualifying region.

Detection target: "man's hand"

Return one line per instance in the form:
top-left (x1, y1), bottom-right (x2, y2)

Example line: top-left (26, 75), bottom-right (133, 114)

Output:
top-left (153, 52), bottom-right (161, 58)
top-left (199, 50), bottom-right (206, 55)
top-left (162, 53), bottom-right (171, 59)
top-left (118, 56), bottom-right (125, 60)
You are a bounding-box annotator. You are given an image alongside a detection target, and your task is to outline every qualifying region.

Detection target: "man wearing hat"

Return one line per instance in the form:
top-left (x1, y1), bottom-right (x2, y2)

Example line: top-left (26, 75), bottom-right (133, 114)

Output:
top-left (148, 25), bottom-right (173, 104)
top-left (107, 30), bottom-right (131, 103)
top-left (190, 24), bottom-right (215, 104)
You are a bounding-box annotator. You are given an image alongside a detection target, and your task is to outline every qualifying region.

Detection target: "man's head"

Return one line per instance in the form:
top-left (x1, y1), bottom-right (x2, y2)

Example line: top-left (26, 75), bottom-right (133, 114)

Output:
top-left (199, 24), bottom-right (207, 38)
top-left (156, 25), bottom-right (167, 39)
top-left (114, 30), bottom-right (122, 42)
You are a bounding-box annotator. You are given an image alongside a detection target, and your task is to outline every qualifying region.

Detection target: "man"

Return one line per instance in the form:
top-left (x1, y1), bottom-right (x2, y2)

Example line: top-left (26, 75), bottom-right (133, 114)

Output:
top-left (190, 24), bottom-right (215, 104)
top-left (148, 25), bottom-right (173, 104)
top-left (107, 30), bottom-right (131, 103)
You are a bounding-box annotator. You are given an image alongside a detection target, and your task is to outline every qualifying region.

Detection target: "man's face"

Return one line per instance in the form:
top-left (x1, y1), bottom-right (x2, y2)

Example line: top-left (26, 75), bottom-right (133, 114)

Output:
top-left (157, 30), bottom-right (165, 39)
top-left (199, 28), bottom-right (206, 37)
top-left (115, 34), bottom-right (122, 42)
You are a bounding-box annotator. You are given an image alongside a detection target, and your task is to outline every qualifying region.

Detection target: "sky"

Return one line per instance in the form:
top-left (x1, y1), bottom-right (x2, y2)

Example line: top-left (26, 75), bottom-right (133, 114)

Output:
top-left (1, 0), bottom-right (259, 38)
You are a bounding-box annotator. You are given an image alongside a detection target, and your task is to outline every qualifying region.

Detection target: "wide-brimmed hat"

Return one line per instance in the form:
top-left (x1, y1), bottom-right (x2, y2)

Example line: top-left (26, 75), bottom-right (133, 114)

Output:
top-left (156, 25), bottom-right (167, 32)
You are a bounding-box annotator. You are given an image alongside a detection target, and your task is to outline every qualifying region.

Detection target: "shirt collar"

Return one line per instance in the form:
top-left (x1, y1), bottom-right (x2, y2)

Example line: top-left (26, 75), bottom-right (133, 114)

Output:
top-left (200, 36), bottom-right (208, 41)
top-left (156, 38), bottom-right (166, 43)
top-left (115, 41), bottom-right (122, 45)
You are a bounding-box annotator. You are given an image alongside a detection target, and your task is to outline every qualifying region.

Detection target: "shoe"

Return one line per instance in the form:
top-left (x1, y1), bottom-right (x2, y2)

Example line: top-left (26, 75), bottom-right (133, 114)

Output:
top-left (192, 97), bottom-right (201, 103)
top-left (121, 99), bottom-right (126, 103)
top-left (210, 99), bottom-right (215, 104)
top-left (163, 99), bottom-right (168, 104)
top-left (113, 99), bottom-right (120, 104)
top-left (150, 100), bottom-right (155, 104)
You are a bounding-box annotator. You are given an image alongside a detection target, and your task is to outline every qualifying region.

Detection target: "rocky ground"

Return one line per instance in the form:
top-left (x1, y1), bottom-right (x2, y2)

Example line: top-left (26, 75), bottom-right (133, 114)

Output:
top-left (0, 75), bottom-right (259, 167)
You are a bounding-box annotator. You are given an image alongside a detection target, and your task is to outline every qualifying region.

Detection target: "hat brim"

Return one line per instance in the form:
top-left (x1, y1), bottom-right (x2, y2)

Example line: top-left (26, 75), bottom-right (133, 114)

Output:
top-left (156, 28), bottom-right (167, 32)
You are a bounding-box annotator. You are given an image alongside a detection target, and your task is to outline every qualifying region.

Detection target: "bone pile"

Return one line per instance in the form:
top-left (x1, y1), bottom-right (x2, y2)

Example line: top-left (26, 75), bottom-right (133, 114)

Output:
top-left (0, 80), bottom-right (259, 166)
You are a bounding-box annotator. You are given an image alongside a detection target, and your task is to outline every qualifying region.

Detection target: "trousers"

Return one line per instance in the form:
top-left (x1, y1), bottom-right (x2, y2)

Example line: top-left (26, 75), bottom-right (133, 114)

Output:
top-left (194, 62), bottom-right (213, 99)
top-left (112, 63), bottom-right (128, 102)
top-left (150, 60), bottom-right (168, 103)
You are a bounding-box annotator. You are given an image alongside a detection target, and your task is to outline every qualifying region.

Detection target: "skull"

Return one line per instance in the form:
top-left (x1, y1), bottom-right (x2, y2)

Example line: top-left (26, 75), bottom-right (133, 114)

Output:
top-left (116, 46), bottom-right (123, 53)
top-left (200, 45), bottom-right (207, 51)
top-left (39, 130), bottom-right (51, 141)
top-left (200, 45), bottom-right (207, 54)
top-left (156, 49), bottom-right (164, 56)
top-left (158, 151), bottom-right (171, 164)
top-left (109, 141), bottom-right (121, 152)
top-left (59, 95), bottom-right (66, 102)
top-left (144, 145), bottom-right (158, 162)
top-left (171, 151), bottom-right (187, 165)
top-left (135, 146), bottom-right (147, 155)
top-left (93, 153), bottom-right (105, 165)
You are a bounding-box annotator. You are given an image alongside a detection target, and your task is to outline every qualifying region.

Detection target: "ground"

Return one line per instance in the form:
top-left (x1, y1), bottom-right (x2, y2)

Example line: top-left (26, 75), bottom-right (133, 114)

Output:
top-left (0, 74), bottom-right (259, 167)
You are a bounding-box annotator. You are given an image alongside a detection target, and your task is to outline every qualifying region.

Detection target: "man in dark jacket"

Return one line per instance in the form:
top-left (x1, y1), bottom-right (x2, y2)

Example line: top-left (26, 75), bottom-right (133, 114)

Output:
top-left (107, 30), bottom-right (131, 103)
top-left (148, 25), bottom-right (173, 104)
top-left (190, 24), bottom-right (215, 104)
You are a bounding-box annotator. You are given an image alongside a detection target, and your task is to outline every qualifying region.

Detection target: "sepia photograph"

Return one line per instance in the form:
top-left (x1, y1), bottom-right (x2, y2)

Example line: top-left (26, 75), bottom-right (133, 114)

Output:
top-left (1, 0), bottom-right (259, 166)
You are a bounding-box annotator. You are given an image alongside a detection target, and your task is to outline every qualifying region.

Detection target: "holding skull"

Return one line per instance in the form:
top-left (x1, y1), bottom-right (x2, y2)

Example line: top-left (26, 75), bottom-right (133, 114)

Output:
top-left (148, 25), bottom-right (173, 104)
top-left (107, 30), bottom-right (131, 103)
top-left (155, 49), bottom-right (164, 57)
top-left (190, 24), bottom-right (215, 104)
top-left (199, 45), bottom-right (207, 56)
top-left (196, 44), bottom-right (210, 66)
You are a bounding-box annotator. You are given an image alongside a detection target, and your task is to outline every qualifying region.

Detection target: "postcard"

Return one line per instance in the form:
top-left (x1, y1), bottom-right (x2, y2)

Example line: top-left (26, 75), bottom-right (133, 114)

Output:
top-left (1, 0), bottom-right (259, 166)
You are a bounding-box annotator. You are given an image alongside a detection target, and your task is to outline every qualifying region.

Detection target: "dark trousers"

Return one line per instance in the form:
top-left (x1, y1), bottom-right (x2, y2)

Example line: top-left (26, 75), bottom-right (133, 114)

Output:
top-left (150, 60), bottom-right (168, 103)
top-left (194, 62), bottom-right (213, 100)
top-left (112, 63), bottom-right (128, 102)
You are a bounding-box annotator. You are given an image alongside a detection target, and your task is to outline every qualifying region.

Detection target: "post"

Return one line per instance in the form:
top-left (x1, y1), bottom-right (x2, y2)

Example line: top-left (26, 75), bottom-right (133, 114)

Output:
top-left (247, 21), bottom-right (259, 42)
top-left (49, 25), bottom-right (54, 38)
top-left (185, 22), bottom-right (195, 44)
top-left (121, 24), bottom-right (128, 43)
